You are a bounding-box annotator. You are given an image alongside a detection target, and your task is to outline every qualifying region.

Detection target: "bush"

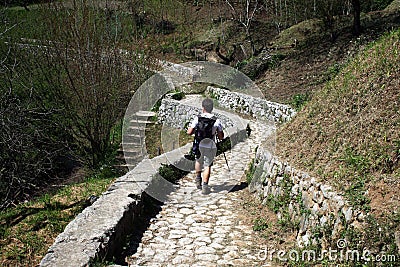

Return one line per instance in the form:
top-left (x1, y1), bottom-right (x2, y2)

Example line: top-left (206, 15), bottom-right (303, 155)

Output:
top-left (290, 93), bottom-right (311, 111)
top-left (155, 20), bottom-right (175, 34)
top-left (158, 164), bottom-right (188, 184)
top-left (0, 44), bottom-right (73, 209)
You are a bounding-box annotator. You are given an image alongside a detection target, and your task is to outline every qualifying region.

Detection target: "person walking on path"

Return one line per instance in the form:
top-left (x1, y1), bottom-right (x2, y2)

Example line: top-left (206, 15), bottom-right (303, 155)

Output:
top-left (187, 98), bottom-right (224, 194)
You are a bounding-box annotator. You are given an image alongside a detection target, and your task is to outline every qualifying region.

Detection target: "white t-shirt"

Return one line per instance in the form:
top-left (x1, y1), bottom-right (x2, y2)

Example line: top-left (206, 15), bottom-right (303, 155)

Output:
top-left (190, 113), bottom-right (223, 149)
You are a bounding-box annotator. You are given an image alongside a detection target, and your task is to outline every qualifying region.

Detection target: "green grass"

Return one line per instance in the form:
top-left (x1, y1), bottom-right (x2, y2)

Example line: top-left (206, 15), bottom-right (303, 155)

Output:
top-left (253, 217), bottom-right (269, 231)
top-left (1, 8), bottom-right (47, 39)
top-left (0, 171), bottom-right (115, 266)
top-left (278, 27), bottom-right (400, 193)
top-left (276, 27), bottom-right (400, 260)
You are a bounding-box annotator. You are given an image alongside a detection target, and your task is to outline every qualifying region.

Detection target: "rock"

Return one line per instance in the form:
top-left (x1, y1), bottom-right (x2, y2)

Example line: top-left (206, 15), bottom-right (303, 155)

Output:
top-left (195, 246), bottom-right (216, 255)
top-left (299, 214), bottom-right (309, 234)
top-left (300, 179), bottom-right (311, 191)
top-left (312, 189), bottom-right (324, 205)
top-left (299, 232), bottom-right (311, 247)
top-left (342, 206), bottom-right (353, 223)
top-left (357, 212), bottom-right (366, 222)
top-left (320, 184), bottom-right (333, 199)
top-left (331, 196), bottom-right (345, 215)
top-left (291, 184), bottom-right (300, 196)
top-left (321, 200), bottom-right (330, 212)
top-left (395, 231), bottom-right (400, 254)
top-left (312, 203), bottom-right (319, 215)
top-left (302, 191), bottom-right (313, 209)
top-left (172, 255), bottom-right (192, 264)
top-left (263, 183), bottom-right (271, 197)
top-left (332, 217), bottom-right (344, 239)
top-left (320, 215), bottom-right (328, 226)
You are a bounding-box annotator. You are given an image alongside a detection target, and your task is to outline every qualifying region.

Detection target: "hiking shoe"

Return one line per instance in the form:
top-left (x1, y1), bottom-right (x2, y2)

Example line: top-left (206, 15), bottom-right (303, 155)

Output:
top-left (195, 176), bottom-right (202, 189)
top-left (202, 184), bottom-right (211, 195)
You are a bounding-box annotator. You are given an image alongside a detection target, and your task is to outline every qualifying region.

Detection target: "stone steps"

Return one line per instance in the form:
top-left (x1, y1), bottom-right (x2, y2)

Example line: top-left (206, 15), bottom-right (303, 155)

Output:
top-left (114, 110), bottom-right (155, 172)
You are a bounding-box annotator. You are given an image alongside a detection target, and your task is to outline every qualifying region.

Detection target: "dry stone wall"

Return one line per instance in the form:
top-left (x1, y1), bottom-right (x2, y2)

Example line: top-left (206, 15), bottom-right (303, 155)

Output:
top-left (206, 86), bottom-right (296, 123)
top-left (39, 144), bottom-right (191, 267)
top-left (157, 98), bottom-right (235, 129)
top-left (206, 87), bottom-right (364, 247)
top-left (249, 148), bottom-right (365, 247)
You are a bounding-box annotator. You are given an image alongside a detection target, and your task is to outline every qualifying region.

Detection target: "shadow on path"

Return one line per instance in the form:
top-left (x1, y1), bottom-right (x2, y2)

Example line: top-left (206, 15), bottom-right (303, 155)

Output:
top-left (112, 192), bottom-right (163, 265)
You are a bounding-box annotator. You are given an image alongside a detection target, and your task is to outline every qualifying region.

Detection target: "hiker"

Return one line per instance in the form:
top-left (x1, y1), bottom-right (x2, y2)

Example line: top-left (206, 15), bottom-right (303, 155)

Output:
top-left (187, 98), bottom-right (224, 194)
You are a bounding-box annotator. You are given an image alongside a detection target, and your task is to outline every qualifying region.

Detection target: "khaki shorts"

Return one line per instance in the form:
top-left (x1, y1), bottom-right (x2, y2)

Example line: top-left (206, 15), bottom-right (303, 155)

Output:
top-left (196, 146), bottom-right (217, 167)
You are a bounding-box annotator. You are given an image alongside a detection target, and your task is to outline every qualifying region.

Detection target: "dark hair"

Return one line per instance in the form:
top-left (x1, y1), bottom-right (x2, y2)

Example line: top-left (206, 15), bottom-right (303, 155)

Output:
top-left (202, 98), bottom-right (213, 113)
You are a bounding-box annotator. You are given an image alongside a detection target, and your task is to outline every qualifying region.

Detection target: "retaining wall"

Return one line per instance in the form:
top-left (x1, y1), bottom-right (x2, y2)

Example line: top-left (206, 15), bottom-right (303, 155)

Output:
top-left (204, 87), bottom-right (364, 248)
top-left (157, 98), bottom-right (235, 129)
top-left (40, 144), bottom-right (191, 266)
top-left (206, 86), bottom-right (296, 123)
top-left (249, 148), bottom-right (365, 247)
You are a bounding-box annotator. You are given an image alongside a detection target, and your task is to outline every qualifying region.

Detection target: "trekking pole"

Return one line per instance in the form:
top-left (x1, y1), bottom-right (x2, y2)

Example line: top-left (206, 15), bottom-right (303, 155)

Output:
top-left (216, 136), bottom-right (230, 172)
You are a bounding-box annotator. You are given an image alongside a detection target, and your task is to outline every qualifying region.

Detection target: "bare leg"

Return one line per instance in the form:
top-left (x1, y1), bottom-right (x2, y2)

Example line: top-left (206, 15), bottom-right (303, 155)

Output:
top-left (195, 160), bottom-right (202, 177)
top-left (203, 166), bottom-right (211, 183)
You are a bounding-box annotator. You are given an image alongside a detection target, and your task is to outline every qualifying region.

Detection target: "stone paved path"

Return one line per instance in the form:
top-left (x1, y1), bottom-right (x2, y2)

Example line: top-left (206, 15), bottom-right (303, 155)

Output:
top-left (126, 120), bottom-right (275, 266)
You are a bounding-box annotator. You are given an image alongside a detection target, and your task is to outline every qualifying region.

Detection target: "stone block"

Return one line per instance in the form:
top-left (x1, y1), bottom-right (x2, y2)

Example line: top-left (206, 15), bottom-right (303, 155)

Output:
top-left (320, 215), bottom-right (328, 226)
top-left (342, 206), bottom-right (353, 223)
top-left (302, 191), bottom-right (313, 209)
top-left (395, 231), bottom-right (400, 254)
top-left (291, 184), bottom-right (300, 196)
top-left (299, 214), bottom-right (309, 234)
top-left (320, 184), bottom-right (333, 199)
top-left (312, 190), bottom-right (324, 205)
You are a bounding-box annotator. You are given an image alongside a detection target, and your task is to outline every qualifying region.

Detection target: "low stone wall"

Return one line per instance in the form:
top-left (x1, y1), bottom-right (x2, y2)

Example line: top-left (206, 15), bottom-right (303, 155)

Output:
top-left (157, 97), bottom-right (249, 148)
top-left (157, 98), bottom-right (235, 129)
top-left (249, 148), bottom-right (365, 247)
top-left (206, 86), bottom-right (296, 123)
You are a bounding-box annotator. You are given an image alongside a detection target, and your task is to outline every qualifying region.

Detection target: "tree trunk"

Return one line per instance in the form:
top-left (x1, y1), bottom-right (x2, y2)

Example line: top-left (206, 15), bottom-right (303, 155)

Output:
top-left (352, 0), bottom-right (361, 36)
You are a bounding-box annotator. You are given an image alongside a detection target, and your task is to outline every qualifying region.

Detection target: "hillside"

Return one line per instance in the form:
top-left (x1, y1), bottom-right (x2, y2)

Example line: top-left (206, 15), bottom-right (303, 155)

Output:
top-left (243, 2), bottom-right (400, 218)
top-left (276, 28), bottom-right (400, 217)
top-left (255, 6), bottom-right (400, 104)
top-left (250, 4), bottom-right (400, 257)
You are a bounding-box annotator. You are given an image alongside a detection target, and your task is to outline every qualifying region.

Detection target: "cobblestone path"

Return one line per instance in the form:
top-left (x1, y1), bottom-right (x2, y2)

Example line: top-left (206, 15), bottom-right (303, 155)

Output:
top-left (126, 120), bottom-right (275, 267)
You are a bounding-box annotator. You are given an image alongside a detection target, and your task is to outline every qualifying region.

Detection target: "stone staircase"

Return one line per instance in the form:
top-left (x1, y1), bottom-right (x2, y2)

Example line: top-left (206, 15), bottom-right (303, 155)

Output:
top-left (114, 111), bottom-right (156, 172)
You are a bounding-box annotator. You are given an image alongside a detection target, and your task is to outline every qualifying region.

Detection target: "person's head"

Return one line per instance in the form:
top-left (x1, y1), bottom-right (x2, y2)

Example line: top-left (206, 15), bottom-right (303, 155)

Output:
top-left (202, 98), bottom-right (213, 113)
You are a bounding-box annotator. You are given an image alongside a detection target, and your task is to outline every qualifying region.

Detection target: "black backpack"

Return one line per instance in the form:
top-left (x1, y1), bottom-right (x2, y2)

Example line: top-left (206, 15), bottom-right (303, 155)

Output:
top-left (192, 116), bottom-right (216, 156)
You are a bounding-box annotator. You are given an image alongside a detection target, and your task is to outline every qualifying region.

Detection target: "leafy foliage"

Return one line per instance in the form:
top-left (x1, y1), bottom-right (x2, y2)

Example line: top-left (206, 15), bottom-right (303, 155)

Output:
top-left (158, 163), bottom-right (188, 184)
top-left (291, 93), bottom-right (311, 111)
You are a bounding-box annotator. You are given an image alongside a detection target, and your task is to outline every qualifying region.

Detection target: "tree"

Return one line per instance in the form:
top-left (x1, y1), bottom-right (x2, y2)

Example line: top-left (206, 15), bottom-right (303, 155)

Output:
top-left (0, 0), bottom-right (154, 207)
top-left (352, 0), bottom-right (361, 36)
top-left (38, 1), bottom-right (153, 168)
top-left (224, 0), bottom-right (260, 56)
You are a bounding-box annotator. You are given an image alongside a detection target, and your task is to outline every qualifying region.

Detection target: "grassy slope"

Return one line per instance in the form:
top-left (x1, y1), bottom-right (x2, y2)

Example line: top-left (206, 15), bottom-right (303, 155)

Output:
top-left (276, 28), bottom-right (400, 215)
top-left (0, 173), bottom-right (115, 266)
